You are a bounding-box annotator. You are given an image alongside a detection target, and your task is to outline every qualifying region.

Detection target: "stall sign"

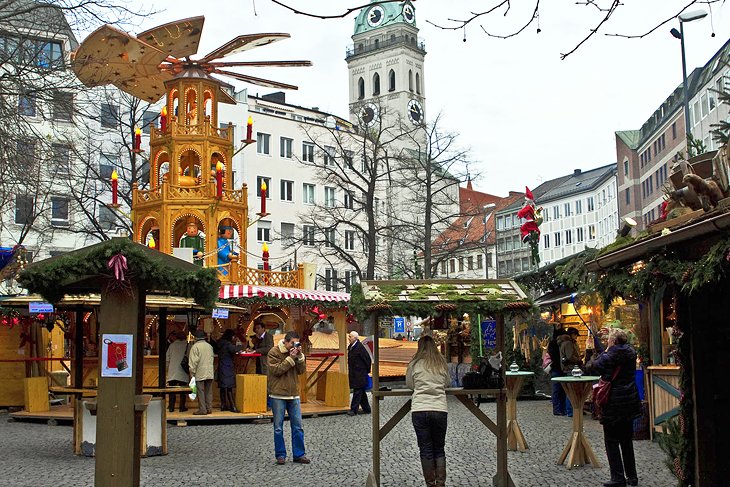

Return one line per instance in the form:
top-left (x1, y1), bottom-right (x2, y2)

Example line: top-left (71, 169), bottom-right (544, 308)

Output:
top-left (212, 308), bottom-right (229, 319)
top-left (393, 317), bottom-right (405, 334)
top-left (481, 320), bottom-right (497, 348)
top-left (101, 334), bottom-right (133, 378)
top-left (29, 302), bottom-right (54, 314)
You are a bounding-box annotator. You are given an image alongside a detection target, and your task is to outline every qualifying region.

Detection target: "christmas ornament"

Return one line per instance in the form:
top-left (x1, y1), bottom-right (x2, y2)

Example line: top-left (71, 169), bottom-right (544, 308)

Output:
top-left (517, 186), bottom-right (543, 265)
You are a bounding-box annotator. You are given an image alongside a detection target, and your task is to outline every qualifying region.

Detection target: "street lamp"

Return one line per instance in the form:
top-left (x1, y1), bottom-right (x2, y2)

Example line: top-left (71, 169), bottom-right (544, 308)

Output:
top-left (670, 9), bottom-right (707, 141)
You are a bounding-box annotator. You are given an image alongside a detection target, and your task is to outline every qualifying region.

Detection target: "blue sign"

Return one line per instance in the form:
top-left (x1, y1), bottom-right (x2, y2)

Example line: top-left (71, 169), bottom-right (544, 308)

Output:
top-left (212, 308), bottom-right (229, 319)
top-left (481, 320), bottom-right (497, 348)
top-left (393, 317), bottom-right (405, 334)
top-left (29, 302), bottom-right (54, 314)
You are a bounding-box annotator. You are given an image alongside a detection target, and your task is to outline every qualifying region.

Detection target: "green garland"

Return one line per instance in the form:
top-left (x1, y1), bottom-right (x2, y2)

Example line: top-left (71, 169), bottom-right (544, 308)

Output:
top-left (18, 238), bottom-right (220, 309)
top-left (227, 296), bottom-right (348, 310)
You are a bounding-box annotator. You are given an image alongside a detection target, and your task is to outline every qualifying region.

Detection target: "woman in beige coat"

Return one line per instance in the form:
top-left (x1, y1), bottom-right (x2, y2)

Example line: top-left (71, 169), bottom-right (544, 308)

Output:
top-left (406, 335), bottom-right (451, 487)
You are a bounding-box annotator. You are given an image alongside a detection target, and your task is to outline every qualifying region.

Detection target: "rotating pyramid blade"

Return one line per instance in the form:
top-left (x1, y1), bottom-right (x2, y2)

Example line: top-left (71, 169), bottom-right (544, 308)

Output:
top-left (200, 33), bottom-right (290, 63)
top-left (137, 16), bottom-right (205, 59)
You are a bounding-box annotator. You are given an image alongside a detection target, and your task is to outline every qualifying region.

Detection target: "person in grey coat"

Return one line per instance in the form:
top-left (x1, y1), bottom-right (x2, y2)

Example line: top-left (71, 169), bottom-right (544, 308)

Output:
top-left (189, 330), bottom-right (215, 415)
top-left (165, 331), bottom-right (189, 412)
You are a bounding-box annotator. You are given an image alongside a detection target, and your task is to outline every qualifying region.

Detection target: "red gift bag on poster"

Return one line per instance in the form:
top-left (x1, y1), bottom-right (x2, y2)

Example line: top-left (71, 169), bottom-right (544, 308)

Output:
top-left (104, 339), bottom-right (128, 371)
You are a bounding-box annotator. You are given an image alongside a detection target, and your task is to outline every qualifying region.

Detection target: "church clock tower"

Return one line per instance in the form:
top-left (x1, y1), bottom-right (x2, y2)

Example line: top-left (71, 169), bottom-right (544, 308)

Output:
top-left (346, 1), bottom-right (426, 129)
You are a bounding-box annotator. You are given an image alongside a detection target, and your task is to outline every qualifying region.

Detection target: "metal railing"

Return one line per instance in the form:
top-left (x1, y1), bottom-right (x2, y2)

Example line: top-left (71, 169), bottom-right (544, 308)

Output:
top-left (346, 36), bottom-right (426, 58)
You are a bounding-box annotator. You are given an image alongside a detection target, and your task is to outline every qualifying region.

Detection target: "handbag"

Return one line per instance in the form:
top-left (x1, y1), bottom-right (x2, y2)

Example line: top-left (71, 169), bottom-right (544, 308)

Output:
top-left (592, 366), bottom-right (621, 413)
top-left (180, 343), bottom-right (191, 374)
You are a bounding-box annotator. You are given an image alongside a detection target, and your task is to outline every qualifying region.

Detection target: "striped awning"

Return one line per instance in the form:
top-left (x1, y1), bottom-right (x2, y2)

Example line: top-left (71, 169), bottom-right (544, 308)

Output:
top-left (219, 285), bottom-right (350, 303)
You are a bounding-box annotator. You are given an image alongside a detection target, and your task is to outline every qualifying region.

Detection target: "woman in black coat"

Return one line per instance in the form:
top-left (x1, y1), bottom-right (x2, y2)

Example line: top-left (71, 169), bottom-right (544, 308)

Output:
top-left (586, 328), bottom-right (641, 487)
top-left (216, 329), bottom-right (243, 412)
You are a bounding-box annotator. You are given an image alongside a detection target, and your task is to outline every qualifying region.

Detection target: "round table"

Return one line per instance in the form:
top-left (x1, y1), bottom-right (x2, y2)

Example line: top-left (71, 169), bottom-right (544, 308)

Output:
top-left (505, 371), bottom-right (534, 452)
top-left (551, 375), bottom-right (601, 469)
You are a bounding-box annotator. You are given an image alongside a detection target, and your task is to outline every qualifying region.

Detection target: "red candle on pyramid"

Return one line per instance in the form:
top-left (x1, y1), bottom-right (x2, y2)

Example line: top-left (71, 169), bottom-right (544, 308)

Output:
top-left (160, 106), bottom-right (167, 132)
top-left (246, 116), bottom-right (253, 141)
top-left (260, 180), bottom-right (267, 214)
top-left (134, 126), bottom-right (141, 151)
top-left (111, 170), bottom-right (118, 206)
top-left (262, 242), bottom-right (270, 271)
top-left (215, 162), bottom-right (223, 199)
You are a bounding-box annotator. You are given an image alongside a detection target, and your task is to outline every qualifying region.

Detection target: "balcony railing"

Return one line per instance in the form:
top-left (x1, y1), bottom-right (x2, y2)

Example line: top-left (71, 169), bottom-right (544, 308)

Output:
top-left (150, 118), bottom-right (233, 143)
top-left (218, 262), bottom-right (303, 288)
top-left (132, 183), bottom-right (245, 207)
top-left (346, 35), bottom-right (426, 59)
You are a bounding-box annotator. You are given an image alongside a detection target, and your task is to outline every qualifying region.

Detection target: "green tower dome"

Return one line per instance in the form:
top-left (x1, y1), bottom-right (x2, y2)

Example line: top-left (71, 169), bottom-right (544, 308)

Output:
top-left (353, 1), bottom-right (416, 35)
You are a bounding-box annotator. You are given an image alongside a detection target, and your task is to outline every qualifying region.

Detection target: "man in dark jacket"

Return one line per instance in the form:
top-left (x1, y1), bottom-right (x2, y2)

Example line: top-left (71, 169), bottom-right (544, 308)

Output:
top-left (587, 328), bottom-right (641, 487)
top-left (252, 320), bottom-right (274, 376)
top-left (547, 326), bottom-right (567, 415)
top-left (347, 331), bottom-right (372, 416)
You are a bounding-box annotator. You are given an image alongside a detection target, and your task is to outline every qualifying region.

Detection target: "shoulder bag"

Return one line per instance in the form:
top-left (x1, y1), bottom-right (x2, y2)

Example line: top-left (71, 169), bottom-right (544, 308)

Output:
top-left (592, 366), bottom-right (620, 413)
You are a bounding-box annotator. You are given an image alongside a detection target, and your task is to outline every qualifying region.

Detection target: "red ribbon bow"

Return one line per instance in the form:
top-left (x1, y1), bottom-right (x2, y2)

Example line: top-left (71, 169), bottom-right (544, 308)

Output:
top-left (107, 254), bottom-right (128, 282)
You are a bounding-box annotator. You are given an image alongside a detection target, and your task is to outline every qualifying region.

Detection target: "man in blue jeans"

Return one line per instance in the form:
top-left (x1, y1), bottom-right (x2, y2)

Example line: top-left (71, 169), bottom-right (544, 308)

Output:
top-left (267, 331), bottom-right (309, 465)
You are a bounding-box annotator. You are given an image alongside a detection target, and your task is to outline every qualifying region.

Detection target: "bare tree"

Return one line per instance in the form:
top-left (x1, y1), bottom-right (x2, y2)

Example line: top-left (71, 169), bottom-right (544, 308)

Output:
top-left (268, 0), bottom-right (723, 59)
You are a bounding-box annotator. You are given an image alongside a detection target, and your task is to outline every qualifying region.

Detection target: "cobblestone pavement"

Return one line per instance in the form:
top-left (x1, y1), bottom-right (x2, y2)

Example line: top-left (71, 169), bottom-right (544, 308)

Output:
top-left (0, 398), bottom-right (673, 487)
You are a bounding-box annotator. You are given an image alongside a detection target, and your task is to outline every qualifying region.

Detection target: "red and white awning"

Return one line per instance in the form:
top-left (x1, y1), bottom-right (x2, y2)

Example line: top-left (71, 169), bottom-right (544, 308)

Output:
top-left (219, 285), bottom-right (350, 303)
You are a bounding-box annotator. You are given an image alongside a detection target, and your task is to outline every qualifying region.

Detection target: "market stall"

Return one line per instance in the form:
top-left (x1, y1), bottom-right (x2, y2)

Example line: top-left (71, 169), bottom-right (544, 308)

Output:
top-left (352, 279), bottom-right (531, 487)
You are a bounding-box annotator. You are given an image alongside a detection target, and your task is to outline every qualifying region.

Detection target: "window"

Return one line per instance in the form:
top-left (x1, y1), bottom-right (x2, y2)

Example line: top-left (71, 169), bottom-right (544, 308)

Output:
top-left (477, 254), bottom-right (483, 269)
top-left (99, 206), bottom-right (117, 229)
top-left (623, 160), bottom-right (629, 176)
top-left (51, 197), bottom-right (69, 225)
top-left (324, 269), bottom-right (339, 291)
top-left (625, 188), bottom-right (631, 205)
top-left (280, 222), bottom-right (295, 243)
top-left (672, 122), bottom-right (677, 139)
top-left (303, 225), bottom-right (315, 246)
top-left (577, 227), bottom-right (584, 242)
top-left (52, 144), bottom-right (71, 176)
top-left (554, 232), bottom-right (561, 246)
top-left (52, 92), bottom-right (73, 121)
top-left (441, 261), bottom-right (447, 275)
top-left (142, 110), bottom-right (157, 134)
top-left (467, 256), bottom-right (474, 270)
top-left (458, 257), bottom-right (464, 272)
top-left (521, 257), bottom-right (530, 272)
top-left (505, 237), bottom-right (513, 251)
top-left (344, 191), bottom-right (355, 209)
top-left (553, 206), bottom-right (560, 220)
top-left (588, 224), bottom-right (596, 240)
top-left (408, 69), bottom-right (413, 91)
top-left (256, 132), bottom-right (270, 155)
top-left (257, 220), bottom-right (271, 242)
top-left (324, 228), bottom-right (335, 248)
top-left (449, 259), bottom-right (455, 273)
top-left (256, 176), bottom-right (271, 197)
top-left (302, 142), bottom-right (314, 162)
top-left (701, 93), bottom-right (709, 118)
top-left (14, 195), bottom-right (33, 224)
top-left (324, 146), bottom-right (336, 166)
top-left (587, 197), bottom-right (595, 211)
top-left (543, 234), bottom-right (550, 248)
top-left (372, 72), bottom-right (380, 95)
top-left (416, 72), bottom-right (421, 94)
top-left (692, 100), bottom-right (700, 126)
top-left (344, 270), bottom-right (357, 293)
top-left (344, 150), bottom-right (354, 170)
top-left (18, 93), bottom-right (36, 116)
top-left (357, 77), bottom-right (365, 100)
top-left (99, 153), bottom-right (116, 179)
top-left (565, 230), bottom-right (572, 245)
top-left (37, 40), bottom-right (63, 68)
top-left (575, 199), bottom-right (583, 215)
top-left (388, 69), bottom-right (396, 91)
top-left (564, 203), bottom-right (572, 217)
top-left (279, 137), bottom-right (293, 158)
top-left (280, 179), bottom-right (293, 201)
top-left (497, 238), bottom-right (505, 252)
top-left (324, 186), bottom-right (335, 207)
top-left (303, 183), bottom-right (315, 204)
top-left (344, 230), bottom-right (355, 251)
top-left (496, 216), bottom-right (504, 230)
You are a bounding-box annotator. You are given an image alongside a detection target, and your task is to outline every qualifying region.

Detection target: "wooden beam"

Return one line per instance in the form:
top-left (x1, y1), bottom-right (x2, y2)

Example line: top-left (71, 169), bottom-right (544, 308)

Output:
top-left (157, 308), bottom-right (167, 389)
top-left (453, 394), bottom-right (498, 436)
top-left (371, 313), bottom-right (381, 487)
top-left (74, 307), bottom-right (84, 388)
top-left (379, 399), bottom-right (412, 440)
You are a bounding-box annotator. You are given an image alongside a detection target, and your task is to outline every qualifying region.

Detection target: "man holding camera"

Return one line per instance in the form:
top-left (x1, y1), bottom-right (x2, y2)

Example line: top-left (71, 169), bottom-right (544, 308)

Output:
top-left (267, 330), bottom-right (309, 465)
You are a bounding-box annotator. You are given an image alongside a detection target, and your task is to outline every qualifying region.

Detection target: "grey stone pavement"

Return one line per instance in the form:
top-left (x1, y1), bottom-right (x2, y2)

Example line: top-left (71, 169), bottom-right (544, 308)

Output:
top-left (0, 398), bottom-right (673, 487)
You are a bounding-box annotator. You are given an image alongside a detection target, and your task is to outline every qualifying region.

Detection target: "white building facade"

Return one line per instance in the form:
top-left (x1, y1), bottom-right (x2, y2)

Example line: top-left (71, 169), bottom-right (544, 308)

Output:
top-left (537, 165), bottom-right (619, 266)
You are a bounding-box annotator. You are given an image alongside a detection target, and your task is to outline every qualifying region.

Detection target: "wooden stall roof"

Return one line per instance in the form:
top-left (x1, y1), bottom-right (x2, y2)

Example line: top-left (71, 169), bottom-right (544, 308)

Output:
top-left (357, 279), bottom-right (530, 312)
top-left (0, 293), bottom-right (244, 312)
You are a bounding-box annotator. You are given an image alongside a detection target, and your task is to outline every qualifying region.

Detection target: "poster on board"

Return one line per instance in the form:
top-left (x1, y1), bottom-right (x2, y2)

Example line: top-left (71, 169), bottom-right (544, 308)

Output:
top-left (101, 334), bottom-right (134, 377)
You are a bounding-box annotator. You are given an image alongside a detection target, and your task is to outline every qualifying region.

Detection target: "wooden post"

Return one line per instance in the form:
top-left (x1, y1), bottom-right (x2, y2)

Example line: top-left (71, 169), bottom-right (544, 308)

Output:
top-left (494, 314), bottom-right (511, 487)
top-left (157, 308), bottom-right (167, 389)
top-left (371, 313), bottom-right (381, 486)
top-left (74, 307), bottom-right (84, 388)
top-left (95, 285), bottom-right (146, 487)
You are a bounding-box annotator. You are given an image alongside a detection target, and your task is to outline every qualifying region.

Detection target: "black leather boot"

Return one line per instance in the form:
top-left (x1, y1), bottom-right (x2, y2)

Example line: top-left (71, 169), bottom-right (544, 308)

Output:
top-left (420, 458), bottom-right (437, 487)
top-left (219, 389), bottom-right (229, 411)
top-left (228, 389), bottom-right (239, 413)
top-left (434, 457), bottom-right (446, 487)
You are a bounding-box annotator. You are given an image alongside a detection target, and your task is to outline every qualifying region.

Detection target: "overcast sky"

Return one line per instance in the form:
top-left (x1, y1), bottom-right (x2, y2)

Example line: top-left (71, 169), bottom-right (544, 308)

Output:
top-left (133, 0), bottom-right (730, 195)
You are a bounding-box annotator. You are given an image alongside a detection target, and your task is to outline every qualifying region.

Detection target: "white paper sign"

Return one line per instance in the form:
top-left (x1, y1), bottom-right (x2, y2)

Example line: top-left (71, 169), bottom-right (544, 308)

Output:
top-left (212, 308), bottom-right (229, 319)
top-left (101, 334), bottom-right (134, 378)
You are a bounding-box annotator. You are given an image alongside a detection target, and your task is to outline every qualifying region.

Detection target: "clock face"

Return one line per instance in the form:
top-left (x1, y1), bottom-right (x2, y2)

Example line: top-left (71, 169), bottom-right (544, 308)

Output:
top-left (403, 4), bottom-right (415, 23)
top-left (407, 99), bottom-right (423, 124)
top-left (367, 6), bottom-right (385, 27)
top-left (360, 103), bottom-right (378, 126)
